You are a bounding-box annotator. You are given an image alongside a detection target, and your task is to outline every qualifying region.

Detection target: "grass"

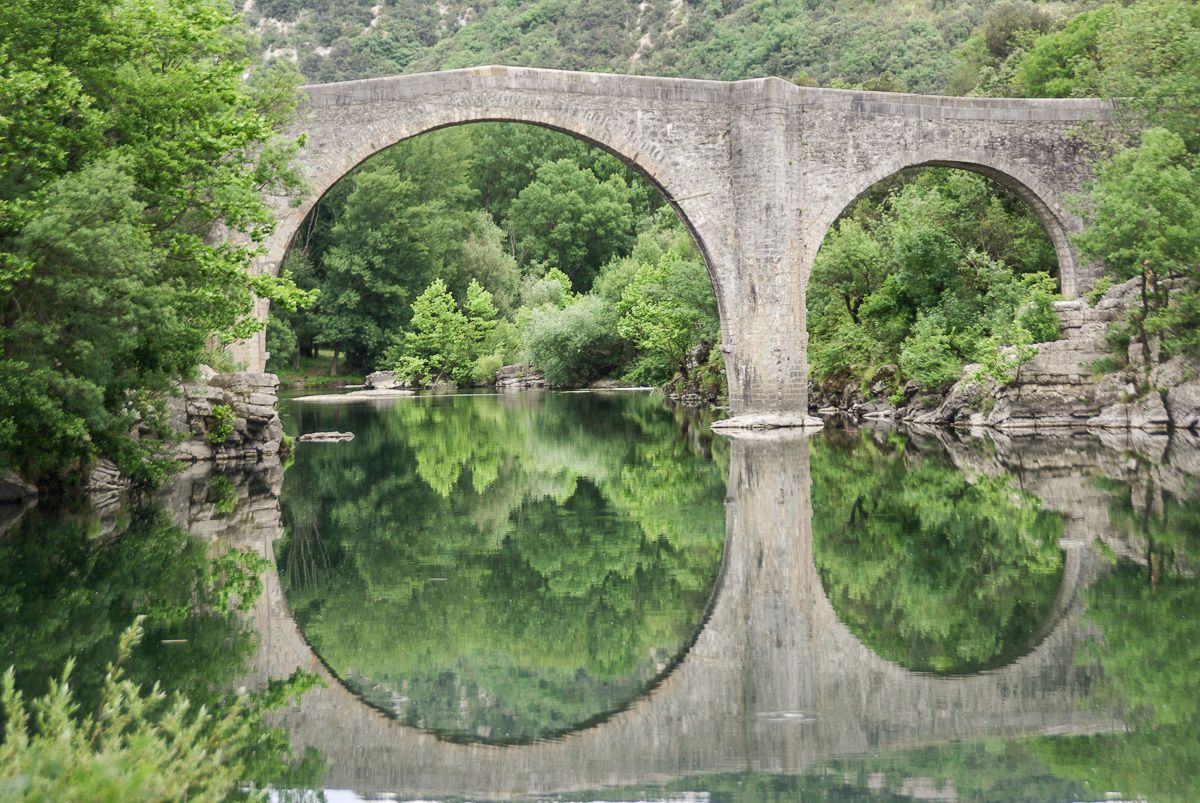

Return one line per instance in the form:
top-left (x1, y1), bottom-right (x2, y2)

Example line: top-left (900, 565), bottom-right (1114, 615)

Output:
top-left (270, 350), bottom-right (365, 389)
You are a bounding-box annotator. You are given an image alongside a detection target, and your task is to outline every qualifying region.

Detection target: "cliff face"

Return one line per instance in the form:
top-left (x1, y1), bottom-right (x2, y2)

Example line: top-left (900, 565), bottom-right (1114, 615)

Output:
top-left (171, 367), bottom-right (285, 463)
top-left (819, 279), bottom-right (1200, 433)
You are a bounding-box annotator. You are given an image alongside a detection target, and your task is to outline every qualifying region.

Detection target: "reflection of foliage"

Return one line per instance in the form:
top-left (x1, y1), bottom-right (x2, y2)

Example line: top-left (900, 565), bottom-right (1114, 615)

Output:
top-left (0, 487), bottom-right (324, 791)
top-left (2, 618), bottom-right (322, 802)
top-left (1033, 480), bottom-right (1200, 802)
top-left (277, 392), bottom-right (726, 742)
top-left (0, 504), bottom-right (257, 710)
top-left (811, 430), bottom-right (1065, 673)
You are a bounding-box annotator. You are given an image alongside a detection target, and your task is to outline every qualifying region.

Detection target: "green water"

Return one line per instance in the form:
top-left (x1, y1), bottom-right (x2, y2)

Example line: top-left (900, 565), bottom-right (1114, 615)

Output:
top-left (277, 391), bottom-right (729, 743)
top-left (3, 390), bottom-right (1200, 800)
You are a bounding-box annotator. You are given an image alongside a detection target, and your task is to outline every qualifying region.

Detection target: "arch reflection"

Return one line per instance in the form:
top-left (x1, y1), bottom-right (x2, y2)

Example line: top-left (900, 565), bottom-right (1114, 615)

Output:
top-left (275, 391), bottom-right (729, 743)
top-left (810, 427), bottom-right (1067, 674)
top-left (225, 402), bottom-right (1114, 799)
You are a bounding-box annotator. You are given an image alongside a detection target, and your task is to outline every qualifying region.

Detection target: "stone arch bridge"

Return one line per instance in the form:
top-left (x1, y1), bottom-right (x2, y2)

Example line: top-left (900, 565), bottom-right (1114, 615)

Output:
top-left (231, 66), bottom-right (1111, 425)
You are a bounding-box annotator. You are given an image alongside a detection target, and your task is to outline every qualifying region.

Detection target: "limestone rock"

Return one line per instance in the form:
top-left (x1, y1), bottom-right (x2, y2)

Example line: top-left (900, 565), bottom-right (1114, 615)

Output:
top-left (365, 370), bottom-right (400, 390)
top-left (298, 431), bottom-right (355, 443)
top-left (495, 364), bottom-right (546, 391)
top-left (0, 473), bottom-right (37, 504)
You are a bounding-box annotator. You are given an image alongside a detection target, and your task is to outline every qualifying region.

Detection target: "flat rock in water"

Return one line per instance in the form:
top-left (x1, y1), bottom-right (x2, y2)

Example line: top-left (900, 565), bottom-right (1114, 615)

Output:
top-left (293, 389), bottom-right (416, 403)
top-left (297, 431), bottom-right (355, 443)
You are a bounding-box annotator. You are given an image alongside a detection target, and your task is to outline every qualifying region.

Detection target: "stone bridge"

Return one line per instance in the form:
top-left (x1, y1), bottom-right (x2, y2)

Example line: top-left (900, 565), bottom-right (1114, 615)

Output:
top-left (178, 432), bottom-right (1120, 800)
top-left (230, 66), bottom-right (1112, 425)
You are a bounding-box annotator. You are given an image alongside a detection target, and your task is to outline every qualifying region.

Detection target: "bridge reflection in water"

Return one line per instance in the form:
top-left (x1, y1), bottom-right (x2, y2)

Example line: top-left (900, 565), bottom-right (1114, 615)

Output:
top-left (183, 431), bottom-right (1118, 800)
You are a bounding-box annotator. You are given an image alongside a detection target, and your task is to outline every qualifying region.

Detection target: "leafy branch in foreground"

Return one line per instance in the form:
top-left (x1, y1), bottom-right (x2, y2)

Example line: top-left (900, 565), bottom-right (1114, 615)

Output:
top-left (1, 616), bottom-right (321, 802)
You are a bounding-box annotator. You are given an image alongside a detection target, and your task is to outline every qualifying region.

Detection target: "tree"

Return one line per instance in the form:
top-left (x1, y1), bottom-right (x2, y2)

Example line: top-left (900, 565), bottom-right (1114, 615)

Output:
top-left (617, 251), bottom-right (719, 385)
top-left (0, 0), bottom-right (306, 485)
top-left (522, 295), bottom-right (624, 387)
top-left (508, 159), bottom-right (637, 292)
top-left (391, 279), bottom-right (471, 385)
top-left (1074, 129), bottom-right (1200, 366)
top-left (389, 278), bottom-right (499, 385)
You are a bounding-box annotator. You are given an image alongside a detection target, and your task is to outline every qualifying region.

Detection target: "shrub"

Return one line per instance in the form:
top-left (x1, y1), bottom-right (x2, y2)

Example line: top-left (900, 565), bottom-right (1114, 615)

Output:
top-left (0, 618), bottom-right (317, 803)
top-left (1087, 275), bottom-right (1115, 307)
top-left (207, 405), bottom-right (237, 446)
top-left (522, 296), bottom-right (623, 386)
top-left (900, 315), bottom-right (963, 389)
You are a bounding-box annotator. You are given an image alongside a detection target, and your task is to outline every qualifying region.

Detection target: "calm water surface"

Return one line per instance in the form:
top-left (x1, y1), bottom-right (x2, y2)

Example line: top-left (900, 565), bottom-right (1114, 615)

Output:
top-left (2, 390), bottom-right (1199, 801)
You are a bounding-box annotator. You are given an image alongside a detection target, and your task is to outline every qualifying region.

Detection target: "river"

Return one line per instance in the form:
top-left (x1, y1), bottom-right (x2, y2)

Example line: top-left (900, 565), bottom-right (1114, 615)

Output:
top-left (2, 390), bottom-right (1198, 800)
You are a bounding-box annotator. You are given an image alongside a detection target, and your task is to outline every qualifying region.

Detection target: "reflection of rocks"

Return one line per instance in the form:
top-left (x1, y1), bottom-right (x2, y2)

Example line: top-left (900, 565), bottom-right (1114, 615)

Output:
top-left (0, 472), bottom-right (37, 504)
top-left (901, 424), bottom-right (1200, 565)
top-left (159, 460), bottom-right (284, 543)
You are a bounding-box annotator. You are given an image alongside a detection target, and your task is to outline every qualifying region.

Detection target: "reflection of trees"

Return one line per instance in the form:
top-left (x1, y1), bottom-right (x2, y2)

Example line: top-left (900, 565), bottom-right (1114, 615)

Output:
top-left (1033, 480), bottom-right (1200, 801)
top-left (811, 430), bottom-right (1065, 673)
top-left (0, 504), bottom-right (256, 713)
top-left (276, 392), bottom-right (727, 742)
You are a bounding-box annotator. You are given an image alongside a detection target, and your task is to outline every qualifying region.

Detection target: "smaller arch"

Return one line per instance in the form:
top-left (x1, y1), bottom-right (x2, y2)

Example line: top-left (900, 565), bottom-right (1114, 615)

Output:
top-left (809, 155), bottom-right (1083, 299)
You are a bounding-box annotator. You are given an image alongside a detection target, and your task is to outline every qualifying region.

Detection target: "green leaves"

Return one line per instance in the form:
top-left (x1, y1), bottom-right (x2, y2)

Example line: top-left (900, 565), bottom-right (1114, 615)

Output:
top-left (389, 278), bottom-right (499, 385)
top-left (0, 0), bottom-right (304, 483)
top-left (508, 158), bottom-right (637, 292)
top-left (808, 167), bottom-right (1062, 393)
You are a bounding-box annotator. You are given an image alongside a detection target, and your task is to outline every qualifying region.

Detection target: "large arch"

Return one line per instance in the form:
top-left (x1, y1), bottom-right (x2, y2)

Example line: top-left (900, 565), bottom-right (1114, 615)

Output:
top-left (230, 67), bottom-right (1113, 426)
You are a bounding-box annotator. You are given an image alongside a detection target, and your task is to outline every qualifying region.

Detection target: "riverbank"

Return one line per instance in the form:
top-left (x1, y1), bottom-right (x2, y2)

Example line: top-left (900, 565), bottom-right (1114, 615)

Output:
top-left (811, 278), bottom-right (1200, 434)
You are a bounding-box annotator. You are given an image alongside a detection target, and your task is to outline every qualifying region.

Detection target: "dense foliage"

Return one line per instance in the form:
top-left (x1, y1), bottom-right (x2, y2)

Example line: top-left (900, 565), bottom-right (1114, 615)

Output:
top-left (277, 393), bottom-right (726, 741)
top-left (273, 124), bottom-right (720, 391)
top-left (0, 486), bottom-right (324, 799)
top-left (255, 0), bottom-right (1200, 402)
top-left (808, 168), bottom-right (1060, 395)
top-left (0, 0), bottom-right (312, 486)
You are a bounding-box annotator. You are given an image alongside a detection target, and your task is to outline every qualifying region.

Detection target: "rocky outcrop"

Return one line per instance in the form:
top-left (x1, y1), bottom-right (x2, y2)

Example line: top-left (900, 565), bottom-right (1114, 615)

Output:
top-left (495, 364), bottom-right (546, 391)
top-left (297, 431), bottom-right (355, 443)
top-left (171, 367), bottom-right (284, 463)
top-left (0, 473), bottom-right (37, 505)
top-left (364, 370), bottom-right (403, 390)
top-left (816, 279), bottom-right (1200, 433)
top-left (664, 342), bottom-right (722, 407)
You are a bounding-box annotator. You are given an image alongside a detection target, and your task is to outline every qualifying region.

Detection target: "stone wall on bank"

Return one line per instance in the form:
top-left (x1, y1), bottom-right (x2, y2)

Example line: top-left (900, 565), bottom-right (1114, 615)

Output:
top-left (170, 367), bottom-right (284, 463)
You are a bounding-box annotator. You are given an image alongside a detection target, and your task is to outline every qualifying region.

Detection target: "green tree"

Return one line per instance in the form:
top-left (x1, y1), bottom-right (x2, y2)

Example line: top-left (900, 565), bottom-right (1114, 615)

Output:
top-left (508, 159), bottom-right (637, 292)
top-left (1074, 129), bottom-right (1200, 366)
top-left (522, 295), bottom-right (624, 386)
top-left (617, 250), bottom-right (719, 385)
top-left (0, 0), bottom-right (306, 485)
top-left (391, 278), bottom-right (470, 384)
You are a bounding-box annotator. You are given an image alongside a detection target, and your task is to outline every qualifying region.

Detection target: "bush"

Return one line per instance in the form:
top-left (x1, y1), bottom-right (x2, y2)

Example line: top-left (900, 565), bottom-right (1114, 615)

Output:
top-left (0, 618), bottom-right (318, 803)
top-left (522, 296), bottom-right (623, 386)
top-left (900, 314), bottom-right (964, 389)
top-left (207, 405), bottom-right (237, 447)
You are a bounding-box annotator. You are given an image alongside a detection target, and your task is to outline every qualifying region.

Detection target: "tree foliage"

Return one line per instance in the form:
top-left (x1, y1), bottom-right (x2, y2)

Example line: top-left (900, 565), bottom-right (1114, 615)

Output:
top-left (808, 168), bottom-right (1060, 394)
top-left (277, 392), bottom-right (727, 742)
top-left (0, 0), bottom-right (306, 484)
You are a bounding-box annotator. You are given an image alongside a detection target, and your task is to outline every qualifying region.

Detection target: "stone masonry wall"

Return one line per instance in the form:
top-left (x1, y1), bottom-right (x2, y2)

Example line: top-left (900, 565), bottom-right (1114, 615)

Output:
top-left (227, 66), bottom-right (1114, 425)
